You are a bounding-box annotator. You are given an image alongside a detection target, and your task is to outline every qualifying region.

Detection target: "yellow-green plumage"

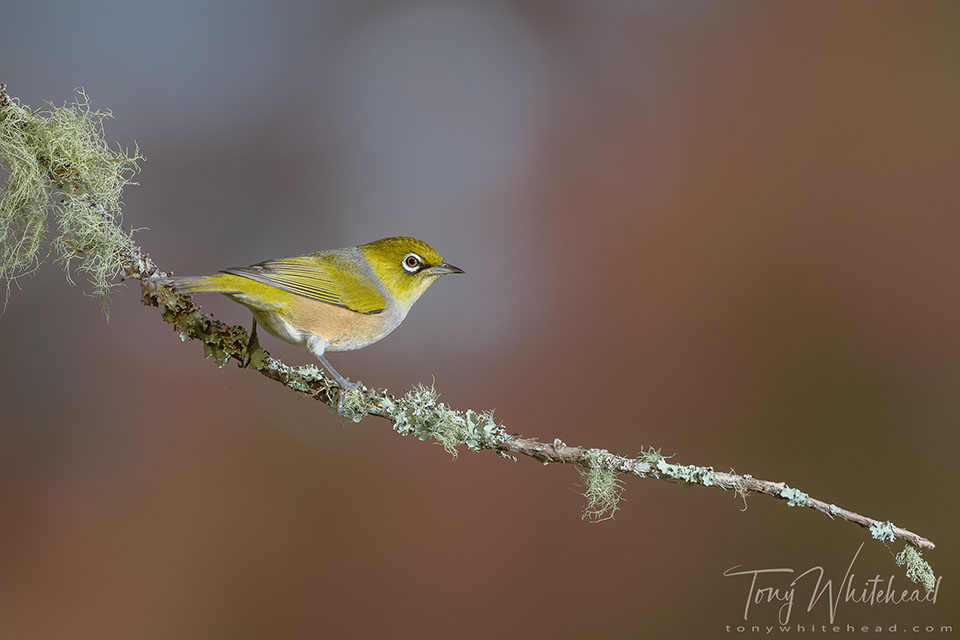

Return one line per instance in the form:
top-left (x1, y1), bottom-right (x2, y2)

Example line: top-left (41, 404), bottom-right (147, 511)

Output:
top-left (159, 237), bottom-right (463, 404)
top-left (169, 254), bottom-right (386, 314)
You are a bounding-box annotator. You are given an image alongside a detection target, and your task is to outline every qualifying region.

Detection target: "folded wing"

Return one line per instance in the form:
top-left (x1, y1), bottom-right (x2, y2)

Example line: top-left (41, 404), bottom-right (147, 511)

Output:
top-left (222, 255), bottom-right (386, 315)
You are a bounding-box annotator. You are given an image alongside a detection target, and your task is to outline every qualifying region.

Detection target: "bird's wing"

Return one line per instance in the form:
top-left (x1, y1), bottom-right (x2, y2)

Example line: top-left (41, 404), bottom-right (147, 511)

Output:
top-left (222, 254), bottom-right (386, 315)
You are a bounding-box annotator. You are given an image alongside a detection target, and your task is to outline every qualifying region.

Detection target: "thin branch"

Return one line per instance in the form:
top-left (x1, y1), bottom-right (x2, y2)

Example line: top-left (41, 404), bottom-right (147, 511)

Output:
top-left (0, 83), bottom-right (937, 557)
top-left (124, 252), bottom-right (936, 550)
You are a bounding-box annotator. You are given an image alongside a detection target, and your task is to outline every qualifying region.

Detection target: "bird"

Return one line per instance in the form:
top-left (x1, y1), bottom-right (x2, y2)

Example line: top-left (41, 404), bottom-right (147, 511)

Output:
top-left (156, 236), bottom-right (463, 408)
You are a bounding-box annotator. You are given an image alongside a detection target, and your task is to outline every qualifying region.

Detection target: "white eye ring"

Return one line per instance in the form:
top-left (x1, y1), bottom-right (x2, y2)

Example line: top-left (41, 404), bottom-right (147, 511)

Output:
top-left (402, 253), bottom-right (422, 273)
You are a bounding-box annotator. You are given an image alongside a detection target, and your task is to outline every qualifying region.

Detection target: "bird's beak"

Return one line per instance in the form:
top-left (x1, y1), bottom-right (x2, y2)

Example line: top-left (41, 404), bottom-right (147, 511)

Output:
top-left (428, 262), bottom-right (465, 276)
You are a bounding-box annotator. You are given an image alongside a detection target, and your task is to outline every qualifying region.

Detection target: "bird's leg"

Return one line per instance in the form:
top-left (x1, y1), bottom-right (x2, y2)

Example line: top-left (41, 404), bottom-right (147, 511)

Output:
top-left (242, 317), bottom-right (260, 368)
top-left (316, 353), bottom-right (362, 413)
top-left (307, 337), bottom-right (362, 413)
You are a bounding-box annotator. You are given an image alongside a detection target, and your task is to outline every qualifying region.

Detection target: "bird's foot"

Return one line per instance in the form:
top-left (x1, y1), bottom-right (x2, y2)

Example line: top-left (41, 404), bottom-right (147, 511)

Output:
top-left (315, 353), bottom-right (362, 414)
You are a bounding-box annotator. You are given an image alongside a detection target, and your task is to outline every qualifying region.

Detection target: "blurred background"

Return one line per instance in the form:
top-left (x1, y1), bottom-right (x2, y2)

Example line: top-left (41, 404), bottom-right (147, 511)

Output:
top-left (1, 1), bottom-right (958, 637)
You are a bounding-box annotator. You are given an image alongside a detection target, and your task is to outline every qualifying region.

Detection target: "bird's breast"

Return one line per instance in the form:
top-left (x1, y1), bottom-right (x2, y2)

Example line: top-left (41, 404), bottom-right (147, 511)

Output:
top-left (280, 297), bottom-right (406, 352)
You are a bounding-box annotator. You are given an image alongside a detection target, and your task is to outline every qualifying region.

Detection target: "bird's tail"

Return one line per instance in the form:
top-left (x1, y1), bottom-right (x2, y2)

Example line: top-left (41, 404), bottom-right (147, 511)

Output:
top-left (148, 273), bottom-right (242, 295)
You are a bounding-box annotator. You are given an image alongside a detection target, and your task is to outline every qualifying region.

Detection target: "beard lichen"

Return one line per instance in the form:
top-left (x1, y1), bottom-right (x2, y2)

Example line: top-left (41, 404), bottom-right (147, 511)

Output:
top-left (580, 461), bottom-right (624, 522)
top-left (895, 544), bottom-right (938, 594)
top-left (0, 87), bottom-right (141, 312)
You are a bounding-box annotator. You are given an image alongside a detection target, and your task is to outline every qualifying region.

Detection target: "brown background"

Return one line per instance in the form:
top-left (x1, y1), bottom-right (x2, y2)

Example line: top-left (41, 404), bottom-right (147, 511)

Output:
top-left (1, 1), bottom-right (957, 638)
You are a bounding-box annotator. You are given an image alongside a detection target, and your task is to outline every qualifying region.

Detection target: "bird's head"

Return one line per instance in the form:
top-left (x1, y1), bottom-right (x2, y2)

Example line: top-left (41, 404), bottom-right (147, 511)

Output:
top-left (359, 236), bottom-right (464, 308)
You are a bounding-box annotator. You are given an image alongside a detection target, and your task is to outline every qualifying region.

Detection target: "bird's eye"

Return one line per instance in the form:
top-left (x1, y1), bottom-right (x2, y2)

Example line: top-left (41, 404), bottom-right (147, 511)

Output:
top-left (402, 253), bottom-right (422, 272)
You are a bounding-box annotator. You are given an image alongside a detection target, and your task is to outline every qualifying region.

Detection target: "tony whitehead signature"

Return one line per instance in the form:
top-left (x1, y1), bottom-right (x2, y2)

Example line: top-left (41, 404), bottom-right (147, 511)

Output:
top-left (723, 543), bottom-right (941, 624)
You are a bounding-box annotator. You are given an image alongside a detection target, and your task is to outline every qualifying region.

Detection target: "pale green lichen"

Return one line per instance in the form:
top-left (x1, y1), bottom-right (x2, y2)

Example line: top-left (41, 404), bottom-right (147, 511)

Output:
top-left (339, 385), bottom-right (375, 423)
top-left (373, 384), bottom-right (504, 458)
top-left (286, 378), bottom-right (310, 393)
top-left (580, 461), bottom-right (624, 522)
top-left (295, 364), bottom-right (323, 381)
top-left (727, 469), bottom-right (750, 511)
top-left (656, 457), bottom-right (716, 486)
top-left (0, 88), bottom-right (141, 312)
top-left (282, 364), bottom-right (328, 393)
top-left (646, 447), bottom-right (737, 497)
top-left (869, 520), bottom-right (897, 542)
top-left (779, 485), bottom-right (810, 507)
top-left (895, 544), bottom-right (937, 594)
top-left (639, 446), bottom-right (665, 467)
top-left (701, 467), bottom-right (716, 486)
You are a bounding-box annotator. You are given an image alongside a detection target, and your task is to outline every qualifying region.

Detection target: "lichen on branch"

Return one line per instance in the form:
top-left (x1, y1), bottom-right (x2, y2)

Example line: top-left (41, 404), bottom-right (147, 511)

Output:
top-left (0, 84), bottom-right (141, 309)
top-left (580, 462), bottom-right (625, 522)
top-left (896, 544), bottom-right (938, 593)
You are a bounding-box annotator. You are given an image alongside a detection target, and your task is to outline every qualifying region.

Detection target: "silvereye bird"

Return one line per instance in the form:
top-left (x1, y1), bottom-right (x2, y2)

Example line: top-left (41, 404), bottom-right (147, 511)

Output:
top-left (159, 237), bottom-right (463, 405)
